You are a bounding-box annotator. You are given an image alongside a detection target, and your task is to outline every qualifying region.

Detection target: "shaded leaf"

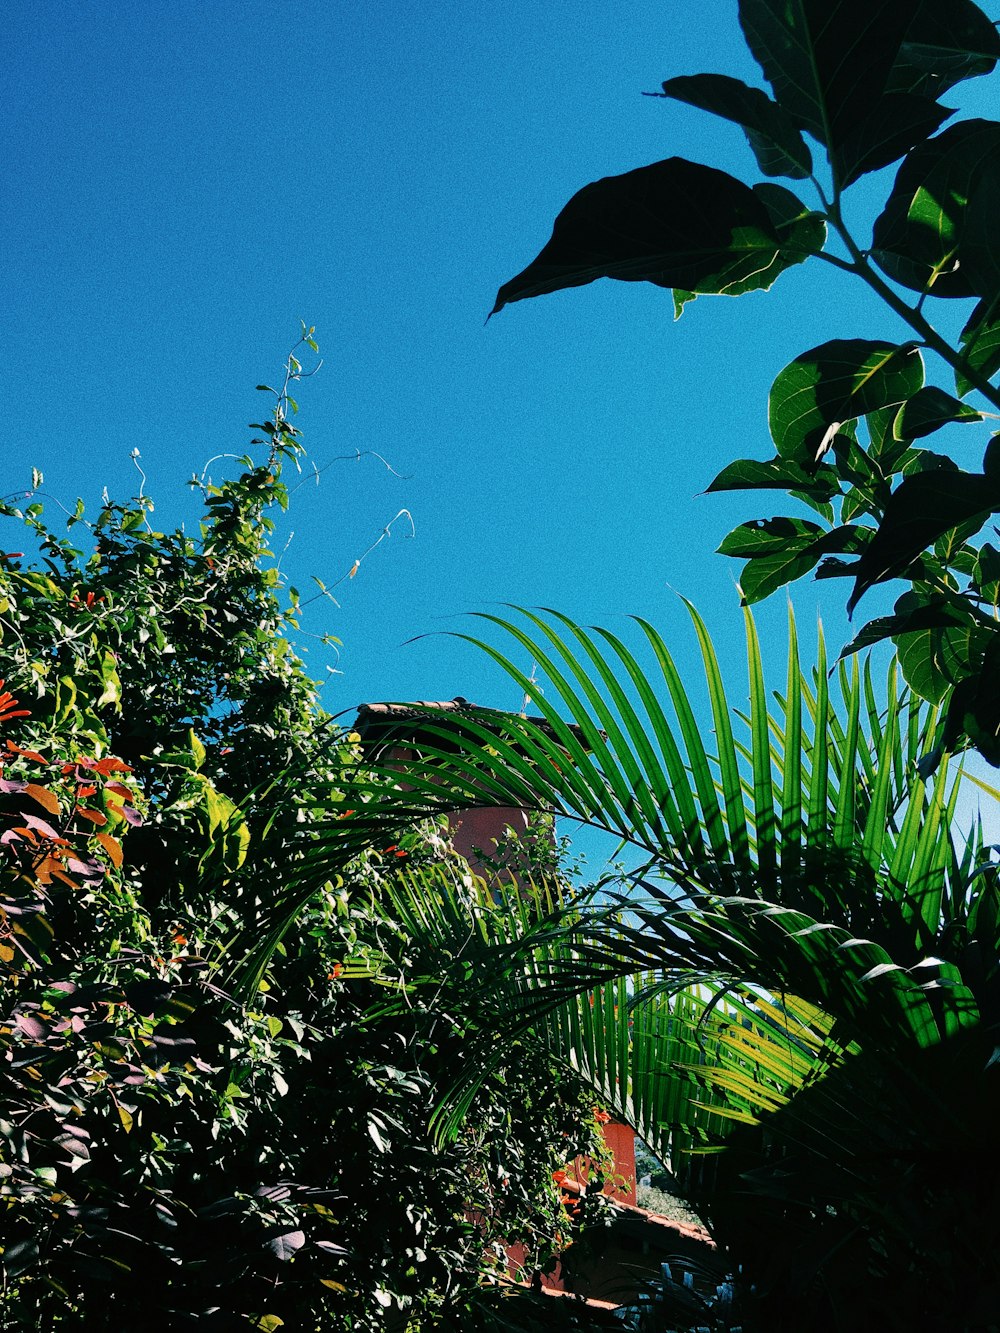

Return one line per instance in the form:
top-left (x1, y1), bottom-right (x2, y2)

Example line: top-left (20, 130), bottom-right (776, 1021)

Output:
top-left (888, 0), bottom-right (1000, 99)
top-left (961, 154), bottom-right (1000, 306)
top-left (656, 73), bottom-right (812, 178)
top-left (769, 340), bottom-right (924, 466)
top-left (892, 385), bottom-right (983, 439)
top-left (840, 596), bottom-right (972, 659)
top-left (753, 181), bottom-right (826, 260)
top-left (491, 158), bottom-right (783, 315)
top-left (957, 299), bottom-right (1000, 397)
top-left (847, 470), bottom-right (1000, 613)
top-left (738, 0), bottom-right (922, 186)
top-left (872, 120), bottom-right (1000, 297)
top-left (939, 630), bottom-right (1000, 763)
top-left (707, 456), bottom-right (840, 497)
top-left (266, 1231), bottom-right (305, 1262)
top-left (736, 525), bottom-right (868, 605)
top-left (896, 616), bottom-right (983, 703)
top-left (832, 93), bottom-right (952, 186)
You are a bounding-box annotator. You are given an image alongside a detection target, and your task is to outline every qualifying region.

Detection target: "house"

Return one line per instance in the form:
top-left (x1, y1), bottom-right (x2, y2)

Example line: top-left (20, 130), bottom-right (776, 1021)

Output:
top-left (354, 698), bottom-right (716, 1312)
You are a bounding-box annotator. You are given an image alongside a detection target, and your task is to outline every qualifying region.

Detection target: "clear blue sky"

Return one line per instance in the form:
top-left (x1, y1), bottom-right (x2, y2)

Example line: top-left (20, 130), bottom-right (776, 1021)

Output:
top-left (5, 2), bottom-right (998, 843)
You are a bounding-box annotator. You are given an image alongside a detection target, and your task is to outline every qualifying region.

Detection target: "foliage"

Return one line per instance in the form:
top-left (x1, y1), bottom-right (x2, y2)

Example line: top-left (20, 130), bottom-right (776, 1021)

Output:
top-left (493, 0), bottom-right (1000, 766)
top-left (0, 339), bottom-right (608, 1330)
top-left (310, 606), bottom-right (1000, 1331)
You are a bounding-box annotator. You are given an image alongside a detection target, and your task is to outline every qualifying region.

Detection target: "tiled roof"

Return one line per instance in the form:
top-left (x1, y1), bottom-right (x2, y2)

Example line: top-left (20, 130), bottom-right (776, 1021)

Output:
top-left (353, 697), bottom-right (596, 749)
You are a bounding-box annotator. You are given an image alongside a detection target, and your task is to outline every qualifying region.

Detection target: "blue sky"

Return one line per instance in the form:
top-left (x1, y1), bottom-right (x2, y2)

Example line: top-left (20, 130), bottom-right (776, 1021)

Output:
top-left (5, 2), bottom-right (999, 845)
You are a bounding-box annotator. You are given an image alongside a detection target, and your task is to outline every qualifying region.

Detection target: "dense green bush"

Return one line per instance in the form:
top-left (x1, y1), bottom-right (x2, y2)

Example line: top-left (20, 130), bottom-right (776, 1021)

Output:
top-left (0, 334), bottom-right (606, 1330)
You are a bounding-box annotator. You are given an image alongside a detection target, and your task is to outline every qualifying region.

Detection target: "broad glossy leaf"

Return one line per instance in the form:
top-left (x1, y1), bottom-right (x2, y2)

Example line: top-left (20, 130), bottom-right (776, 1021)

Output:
top-left (707, 456), bottom-right (840, 497)
top-left (831, 93), bottom-right (952, 185)
top-left (961, 156), bottom-right (1000, 306)
top-left (736, 526), bottom-right (867, 605)
top-left (657, 73), bottom-right (812, 178)
top-left (753, 182), bottom-right (826, 260)
top-left (719, 516), bottom-right (824, 557)
top-left (941, 632), bottom-right (1000, 763)
top-left (491, 158), bottom-right (783, 316)
top-left (896, 616), bottom-right (984, 704)
top-left (872, 120), bottom-right (1000, 297)
top-left (769, 340), bottom-right (924, 466)
top-left (737, 547), bottom-right (825, 605)
top-left (738, 0), bottom-right (924, 186)
top-left (956, 299), bottom-right (1000, 397)
top-left (846, 470), bottom-right (1000, 613)
top-left (892, 385), bottom-right (983, 439)
top-left (888, 0), bottom-right (1000, 99)
top-left (839, 597), bottom-right (971, 659)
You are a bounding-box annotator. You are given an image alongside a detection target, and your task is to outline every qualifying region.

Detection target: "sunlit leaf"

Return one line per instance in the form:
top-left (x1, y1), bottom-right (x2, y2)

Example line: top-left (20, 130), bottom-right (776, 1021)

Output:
top-left (769, 340), bottom-right (924, 466)
top-left (892, 385), bottom-right (983, 438)
top-left (872, 120), bottom-right (1000, 297)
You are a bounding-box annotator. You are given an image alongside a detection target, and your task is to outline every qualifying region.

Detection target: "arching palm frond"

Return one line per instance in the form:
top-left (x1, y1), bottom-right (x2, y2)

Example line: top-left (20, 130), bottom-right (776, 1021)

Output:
top-left (226, 604), bottom-right (1000, 1328)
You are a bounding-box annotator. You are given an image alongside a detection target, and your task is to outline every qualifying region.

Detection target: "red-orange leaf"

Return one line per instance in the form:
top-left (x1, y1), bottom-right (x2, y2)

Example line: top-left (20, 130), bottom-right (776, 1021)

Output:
top-left (96, 832), bottom-right (123, 868)
top-left (6, 742), bottom-right (46, 764)
top-left (75, 807), bottom-right (107, 826)
top-left (24, 783), bottom-right (60, 816)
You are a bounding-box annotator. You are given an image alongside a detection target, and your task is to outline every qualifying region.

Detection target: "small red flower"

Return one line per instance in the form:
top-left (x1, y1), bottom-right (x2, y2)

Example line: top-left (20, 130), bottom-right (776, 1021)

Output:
top-left (0, 683), bottom-right (30, 726)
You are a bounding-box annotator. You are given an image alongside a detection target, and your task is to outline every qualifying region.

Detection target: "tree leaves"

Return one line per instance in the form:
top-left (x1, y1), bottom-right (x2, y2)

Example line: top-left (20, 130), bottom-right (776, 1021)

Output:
top-left (957, 299), bottom-right (1000, 396)
top-left (492, 158), bottom-right (802, 316)
top-left (872, 120), bottom-right (1000, 299)
top-left (961, 154), bottom-right (1000, 306)
top-left (769, 340), bottom-right (924, 467)
top-left (737, 0), bottom-right (946, 186)
top-left (892, 385), bottom-right (982, 439)
top-left (707, 456), bottom-right (840, 498)
top-left (721, 519), bottom-right (867, 605)
top-left (845, 469), bottom-right (1000, 613)
top-left (887, 0), bottom-right (1000, 99)
top-left (656, 74), bottom-right (812, 178)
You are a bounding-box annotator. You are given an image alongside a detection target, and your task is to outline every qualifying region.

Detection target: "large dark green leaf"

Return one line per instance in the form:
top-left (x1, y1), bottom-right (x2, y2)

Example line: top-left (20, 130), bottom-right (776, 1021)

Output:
top-left (961, 154), bottom-right (1000, 307)
top-left (491, 158), bottom-right (786, 316)
top-left (656, 73), bottom-right (812, 178)
top-left (719, 516), bottom-right (825, 557)
top-left (888, 0), bottom-right (1000, 99)
top-left (896, 616), bottom-right (985, 704)
top-left (707, 457), bottom-right (840, 501)
top-left (872, 120), bottom-right (1000, 298)
top-left (846, 470), bottom-right (1000, 613)
top-left (753, 181), bottom-right (826, 260)
top-left (840, 595), bottom-right (973, 659)
top-left (726, 523), bottom-right (868, 605)
top-left (892, 385), bottom-right (983, 439)
top-left (940, 630), bottom-right (1000, 763)
top-left (957, 299), bottom-right (1000, 397)
top-left (832, 94), bottom-right (952, 185)
top-left (769, 340), bottom-right (924, 466)
top-left (737, 0), bottom-right (931, 186)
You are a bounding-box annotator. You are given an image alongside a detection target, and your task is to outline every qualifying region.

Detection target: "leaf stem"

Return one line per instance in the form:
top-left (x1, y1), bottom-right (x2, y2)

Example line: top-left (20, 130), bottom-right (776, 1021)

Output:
top-left (823, 201), bottom-right (1000, 414)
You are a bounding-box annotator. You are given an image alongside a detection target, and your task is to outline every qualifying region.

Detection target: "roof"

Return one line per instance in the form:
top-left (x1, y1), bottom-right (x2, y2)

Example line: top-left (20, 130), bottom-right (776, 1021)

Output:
top-left (354, 697), bottom-right (596, 756)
